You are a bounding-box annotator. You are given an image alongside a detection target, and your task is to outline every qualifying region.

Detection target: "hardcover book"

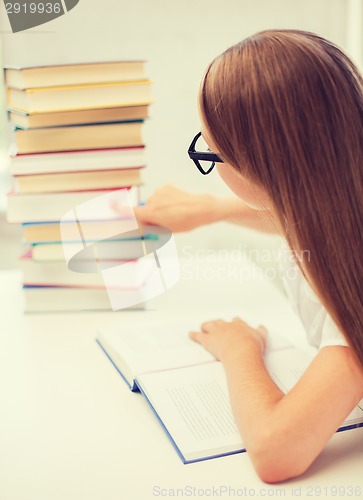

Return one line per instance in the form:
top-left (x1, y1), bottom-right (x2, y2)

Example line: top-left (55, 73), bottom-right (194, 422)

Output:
top-left (13, 121), bottom-right (143, 154)
top-left (5, 61), bottom-right (147, 89)
top-left (7, 80), bottom-right (153, 114)
top-left (9, 105), bottom-right (149, 129)
top-left (10, 147), bottom-right (146, 176)
top-left (97, 323), bottom-right (363, 464)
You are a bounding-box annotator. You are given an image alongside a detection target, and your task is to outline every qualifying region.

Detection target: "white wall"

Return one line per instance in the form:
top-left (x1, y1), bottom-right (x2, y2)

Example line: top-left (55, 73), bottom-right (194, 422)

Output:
top-left (345, 0), bottom-right (363, 70)
top-left (0, 0), bottom-right (349, 277)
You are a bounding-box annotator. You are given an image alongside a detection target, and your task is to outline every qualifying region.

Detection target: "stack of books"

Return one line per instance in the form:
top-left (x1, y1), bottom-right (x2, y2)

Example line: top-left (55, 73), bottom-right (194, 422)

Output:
top-left (4, 61), bottom-right (157, 312)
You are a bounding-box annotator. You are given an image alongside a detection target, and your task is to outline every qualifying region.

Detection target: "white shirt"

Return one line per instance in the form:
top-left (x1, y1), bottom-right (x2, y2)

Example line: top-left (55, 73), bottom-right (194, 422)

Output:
top-left (279, 243), bottom-right (349, 350)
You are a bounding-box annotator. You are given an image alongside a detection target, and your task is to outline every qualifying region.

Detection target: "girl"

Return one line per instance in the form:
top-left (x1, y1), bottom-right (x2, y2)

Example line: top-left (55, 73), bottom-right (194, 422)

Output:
top-left (131, 30), bottom-right (363, 482)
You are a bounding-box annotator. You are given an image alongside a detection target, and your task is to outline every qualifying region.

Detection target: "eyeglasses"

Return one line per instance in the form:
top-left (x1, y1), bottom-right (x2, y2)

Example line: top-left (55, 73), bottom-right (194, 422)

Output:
top-left (188, 132), bottom-right (224, 175)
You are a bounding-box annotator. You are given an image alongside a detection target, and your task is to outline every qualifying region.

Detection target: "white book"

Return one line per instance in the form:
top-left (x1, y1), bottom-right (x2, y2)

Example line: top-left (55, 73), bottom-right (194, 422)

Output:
top-left (7, 186), bottom-right (140, 223)
top-left (30, 237), bottom-right (158, 262)
top-left (30, 224), bottom-right (170, 261)
top-left (97, 322), bottom-right (363, 463)
top-left (20, 256), bottom-right (153, 288)
top-left (23, 286), bottom-right (144, 312)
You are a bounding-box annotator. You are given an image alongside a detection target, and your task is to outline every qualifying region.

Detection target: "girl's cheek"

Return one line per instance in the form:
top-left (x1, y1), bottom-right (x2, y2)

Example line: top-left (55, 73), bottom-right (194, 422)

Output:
top-left (217, 164), bottom-right (269, 210)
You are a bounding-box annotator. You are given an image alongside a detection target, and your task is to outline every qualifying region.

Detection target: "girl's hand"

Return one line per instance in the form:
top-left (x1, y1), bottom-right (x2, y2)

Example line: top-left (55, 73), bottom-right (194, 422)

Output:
top-left (112, 183), bottom-right (279, 234)
top-left (113, 184), bottom-right (223, 232)
top-left (189, 317), bottom-right (268, 362)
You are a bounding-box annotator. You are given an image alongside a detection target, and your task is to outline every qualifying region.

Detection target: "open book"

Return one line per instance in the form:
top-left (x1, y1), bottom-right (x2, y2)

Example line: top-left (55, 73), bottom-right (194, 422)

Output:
top-left (97, 321), bottom-right (363, 464)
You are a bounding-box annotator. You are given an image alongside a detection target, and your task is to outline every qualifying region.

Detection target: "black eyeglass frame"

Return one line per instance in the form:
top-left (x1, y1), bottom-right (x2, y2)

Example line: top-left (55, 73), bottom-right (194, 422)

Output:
top-left (188, 132), bottom-right (224, 175)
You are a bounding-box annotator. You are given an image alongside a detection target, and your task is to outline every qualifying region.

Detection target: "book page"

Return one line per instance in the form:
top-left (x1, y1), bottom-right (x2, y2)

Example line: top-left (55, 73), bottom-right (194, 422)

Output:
top-left (137, 362), bottom-right (243, 462)
top-left (263, 347), bottom-right (313, 393)
top-left (136, 346), bottom-right (316, 462)
top-left (98, 319), bottom-right (297, 386)
top-left (98, 321), bottom-right (215, 382)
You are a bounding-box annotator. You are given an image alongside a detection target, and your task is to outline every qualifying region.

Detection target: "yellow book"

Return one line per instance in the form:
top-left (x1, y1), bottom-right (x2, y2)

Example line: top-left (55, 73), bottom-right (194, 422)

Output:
top-left (7, 80), bottom-right (153, 113)
top-left (15, 167), bottom-right (143, 194)
top-left (13, 121), bottom-right (143, 154)
top-left (9, 105), bottom-right (149, 129)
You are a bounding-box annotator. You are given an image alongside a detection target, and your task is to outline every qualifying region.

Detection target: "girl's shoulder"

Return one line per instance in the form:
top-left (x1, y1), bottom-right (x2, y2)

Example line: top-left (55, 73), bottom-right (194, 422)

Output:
top-left (278, 241), bottom-right (348, 350)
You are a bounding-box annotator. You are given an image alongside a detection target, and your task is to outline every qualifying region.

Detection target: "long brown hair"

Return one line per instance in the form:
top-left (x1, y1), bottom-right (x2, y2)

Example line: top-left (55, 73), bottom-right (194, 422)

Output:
top-left (200, 29), bottom-right (363, 368)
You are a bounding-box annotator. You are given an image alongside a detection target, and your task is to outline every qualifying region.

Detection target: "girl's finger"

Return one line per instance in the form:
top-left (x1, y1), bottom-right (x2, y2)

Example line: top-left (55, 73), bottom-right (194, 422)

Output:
top-left (201, 319), bottom-right (223, 331)
top-left (189, 331), bottom-right (207, 346)
top-left (232, 316), bottom-right (247, 325)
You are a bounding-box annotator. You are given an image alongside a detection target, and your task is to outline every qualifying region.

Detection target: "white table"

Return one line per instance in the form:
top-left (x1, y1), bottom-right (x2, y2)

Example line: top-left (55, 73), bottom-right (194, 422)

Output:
top-left (0, 254), bottom-right (362, 500)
